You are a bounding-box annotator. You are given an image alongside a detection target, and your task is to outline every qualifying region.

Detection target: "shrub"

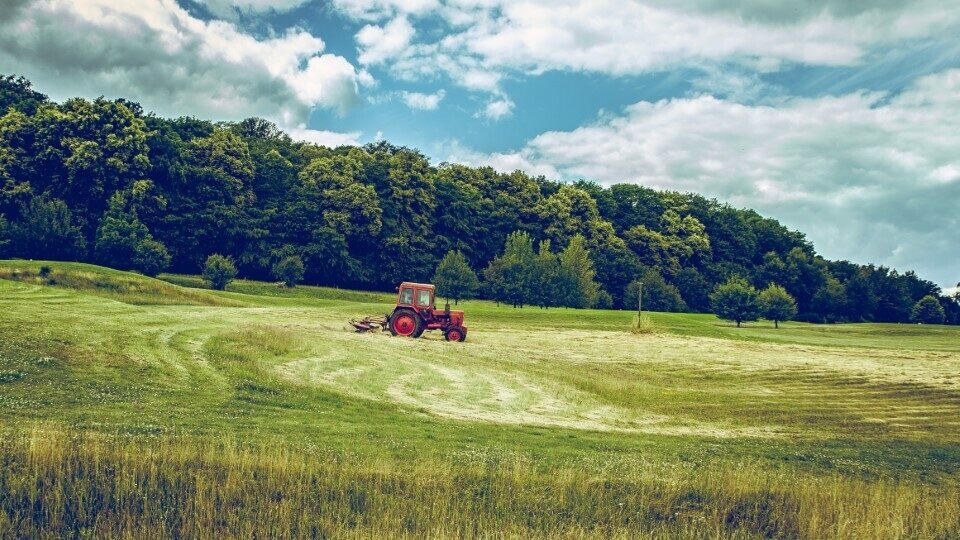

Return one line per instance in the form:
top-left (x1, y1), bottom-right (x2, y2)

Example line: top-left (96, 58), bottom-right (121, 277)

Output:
top-left (132, 240), bottom-right (171, 277)
top-left (38, 265), bottom-right (52, 278)
top-left (272, 256), bottom-right (305, 288)
top-left (632, 314), bottom-right (655, 335)
top-left (593, 290), bottom-right (613, 310)
top-left (625, 270), bottom-right (686, 313)
top-left (202, 254), bottom-right (237, 291)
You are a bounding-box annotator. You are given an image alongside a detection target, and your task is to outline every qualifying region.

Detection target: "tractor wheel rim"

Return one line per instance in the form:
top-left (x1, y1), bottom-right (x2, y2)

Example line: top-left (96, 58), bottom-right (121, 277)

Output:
top-left (394, 315), bottom-right (416, 336)
top-left (448, 330), bottom-right (461, 341)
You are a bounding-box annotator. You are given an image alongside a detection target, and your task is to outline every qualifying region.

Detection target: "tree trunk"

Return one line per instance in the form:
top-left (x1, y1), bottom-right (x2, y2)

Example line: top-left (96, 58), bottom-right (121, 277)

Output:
top-left (736, 320), bottom-right (741, 327)
top-left (775, 320), bottom-right (779, 329)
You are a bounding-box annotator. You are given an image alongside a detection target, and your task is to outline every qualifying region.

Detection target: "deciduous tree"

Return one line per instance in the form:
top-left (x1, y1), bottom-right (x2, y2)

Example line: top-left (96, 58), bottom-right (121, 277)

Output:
top-left (0, 214), bottom-right (9, 256)
top-left (95, 193), bottom-right (170, 276)
top-left (433, 250), bottom-right (479, 304)
top-left (9, 197), bottom-right (86, 260)
top-left (710, 277), bottom-right (761, 327)
top-left (484, 231), bottom-right (536, 308)
top-left (531, 240), bottom-right (559, 309)
top-left (672, 267), bottom-right (711, 312)
top-left (273, 255), bottom-right (305, 288)
top-left (556, 234), bottom-right (599, 308)
top-left (811, 276), bottom-right (847, 322)
top-left (910, 295), bottom-right (946, 324)
top-left (759, 283), bottom-right (798, 328)
top-left (594, 290), bottom-right (613, 309)
top-left (203, 254), bottom-right (237, 291)
top-left (625, 269), bottom-right (687, 313)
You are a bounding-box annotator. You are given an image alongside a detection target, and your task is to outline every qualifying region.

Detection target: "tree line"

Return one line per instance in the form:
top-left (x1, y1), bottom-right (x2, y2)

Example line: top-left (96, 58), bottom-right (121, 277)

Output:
top-left (1, 74), bottom-right (957, 324)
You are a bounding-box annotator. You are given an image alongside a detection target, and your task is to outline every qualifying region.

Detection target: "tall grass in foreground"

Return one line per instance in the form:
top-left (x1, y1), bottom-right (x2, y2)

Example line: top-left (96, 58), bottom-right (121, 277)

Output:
top-left (1, 430), bottom-right (957, 539)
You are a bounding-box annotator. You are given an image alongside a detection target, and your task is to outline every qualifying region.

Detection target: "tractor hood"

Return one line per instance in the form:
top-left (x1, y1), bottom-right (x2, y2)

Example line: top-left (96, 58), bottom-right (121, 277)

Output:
top-left (434, 307), bottom-right (465, 327)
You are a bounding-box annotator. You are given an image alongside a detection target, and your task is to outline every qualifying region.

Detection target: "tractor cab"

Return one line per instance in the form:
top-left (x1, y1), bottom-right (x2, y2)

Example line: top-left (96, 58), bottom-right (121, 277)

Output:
top-left (389, 282), bottom-right (467, 341)
top-left (397, 282), bottom-right (435, 310)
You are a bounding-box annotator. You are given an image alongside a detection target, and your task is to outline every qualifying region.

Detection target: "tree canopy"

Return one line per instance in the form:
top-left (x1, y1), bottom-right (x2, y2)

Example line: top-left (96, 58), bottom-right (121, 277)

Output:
top-left (0, 74), bottom-right (956, 323)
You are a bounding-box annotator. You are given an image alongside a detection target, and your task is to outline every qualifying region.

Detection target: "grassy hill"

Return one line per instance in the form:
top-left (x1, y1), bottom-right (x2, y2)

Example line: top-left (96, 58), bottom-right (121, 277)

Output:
top-left (1, 261), bottom-right (958, 537)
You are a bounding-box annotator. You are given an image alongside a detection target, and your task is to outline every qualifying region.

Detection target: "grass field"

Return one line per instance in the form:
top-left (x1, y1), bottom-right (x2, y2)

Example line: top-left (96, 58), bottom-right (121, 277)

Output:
top-left (1, 260), bottom-right (959, 537)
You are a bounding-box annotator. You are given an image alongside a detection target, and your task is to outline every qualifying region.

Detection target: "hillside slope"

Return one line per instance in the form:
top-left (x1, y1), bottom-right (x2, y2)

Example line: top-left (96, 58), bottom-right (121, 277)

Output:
top-left (2, 260), bottom-right (958, 460)
top-left (1, 261), bottom-right (959, 537)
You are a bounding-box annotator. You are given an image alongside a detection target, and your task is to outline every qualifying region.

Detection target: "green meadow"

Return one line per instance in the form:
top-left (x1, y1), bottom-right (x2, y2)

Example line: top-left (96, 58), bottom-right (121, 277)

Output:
top-left (1, 261), bottom-right (958, 538)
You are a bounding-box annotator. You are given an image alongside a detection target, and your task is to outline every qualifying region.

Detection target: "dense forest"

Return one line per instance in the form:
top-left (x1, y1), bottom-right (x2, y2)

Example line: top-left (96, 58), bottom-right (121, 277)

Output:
top-left (1, 74), bottom-right (957, 324)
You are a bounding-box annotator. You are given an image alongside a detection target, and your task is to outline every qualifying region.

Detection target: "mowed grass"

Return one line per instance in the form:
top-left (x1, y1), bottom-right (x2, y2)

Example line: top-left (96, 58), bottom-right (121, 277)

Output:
top-left (1, 260), bottom-right (959, 538)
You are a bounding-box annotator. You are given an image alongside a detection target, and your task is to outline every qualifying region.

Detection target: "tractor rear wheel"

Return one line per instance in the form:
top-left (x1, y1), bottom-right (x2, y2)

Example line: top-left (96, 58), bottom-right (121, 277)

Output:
top-left (390, 309), bottom-right (422, 337)
top-left (444, 326), bottom-right (466, 342)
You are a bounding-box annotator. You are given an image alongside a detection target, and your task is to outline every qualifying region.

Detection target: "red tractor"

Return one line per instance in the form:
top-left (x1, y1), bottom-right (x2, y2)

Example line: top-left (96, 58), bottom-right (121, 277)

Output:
top-left (349, 282), bottom-right (467, 342)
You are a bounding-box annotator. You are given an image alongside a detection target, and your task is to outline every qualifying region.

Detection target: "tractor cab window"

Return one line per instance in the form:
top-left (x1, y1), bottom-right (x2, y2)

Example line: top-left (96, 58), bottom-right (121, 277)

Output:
top-left (416, 289), bottom-right (432, 307)
top-left (400, 287), bottom-right (414, 305)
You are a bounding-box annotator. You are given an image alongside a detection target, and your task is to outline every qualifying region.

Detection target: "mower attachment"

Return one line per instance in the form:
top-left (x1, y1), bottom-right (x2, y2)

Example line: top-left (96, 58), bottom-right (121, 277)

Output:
top-left (349, 316), bottom-right (389, 333)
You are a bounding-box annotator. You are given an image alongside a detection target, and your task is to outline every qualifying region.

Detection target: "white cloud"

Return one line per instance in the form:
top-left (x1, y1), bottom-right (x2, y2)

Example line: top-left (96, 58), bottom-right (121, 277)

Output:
top-left (336, 0), bottom-right (960, 109)
top-left (450, 68), bottom-right (960, 288)
top-left (930, 164), bottom-right (960, 184)
top-left (0, 0), bottom-right (369, 129)
top-left (461, 1), bottom-right (869, 73)
top-left (400, 89), bottom-right (446, 110)
top-left (287, 54), bottom-right (373, 115)
top-left (200, 0), bottom-right (312, 18)
top-left (356, 16), bottom-right (415, 65)
top-left (460, 69), bottom-right (502, 92)
top-left (333, 0), bottom-right (440, 21)
top-left (444, 140), bottom-right (560, 179)
top-left (477, 96), bottom-right (514, 120)
top-left (688, 66), bottom-right (774, 103)
top-left (287, 127), bottom-right (363, 147)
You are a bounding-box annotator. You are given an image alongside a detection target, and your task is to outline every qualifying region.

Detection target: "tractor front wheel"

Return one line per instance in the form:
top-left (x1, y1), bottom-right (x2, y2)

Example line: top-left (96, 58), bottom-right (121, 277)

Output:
top-left (390, 309), bottom-right (422, 337)
top-left (444, 326), bottom-right (466, 342)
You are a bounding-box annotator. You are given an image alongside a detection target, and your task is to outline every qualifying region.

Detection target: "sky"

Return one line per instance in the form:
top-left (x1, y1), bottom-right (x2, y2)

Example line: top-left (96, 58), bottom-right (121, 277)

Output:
top-left (1, 0), bottom-right (958, 290)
